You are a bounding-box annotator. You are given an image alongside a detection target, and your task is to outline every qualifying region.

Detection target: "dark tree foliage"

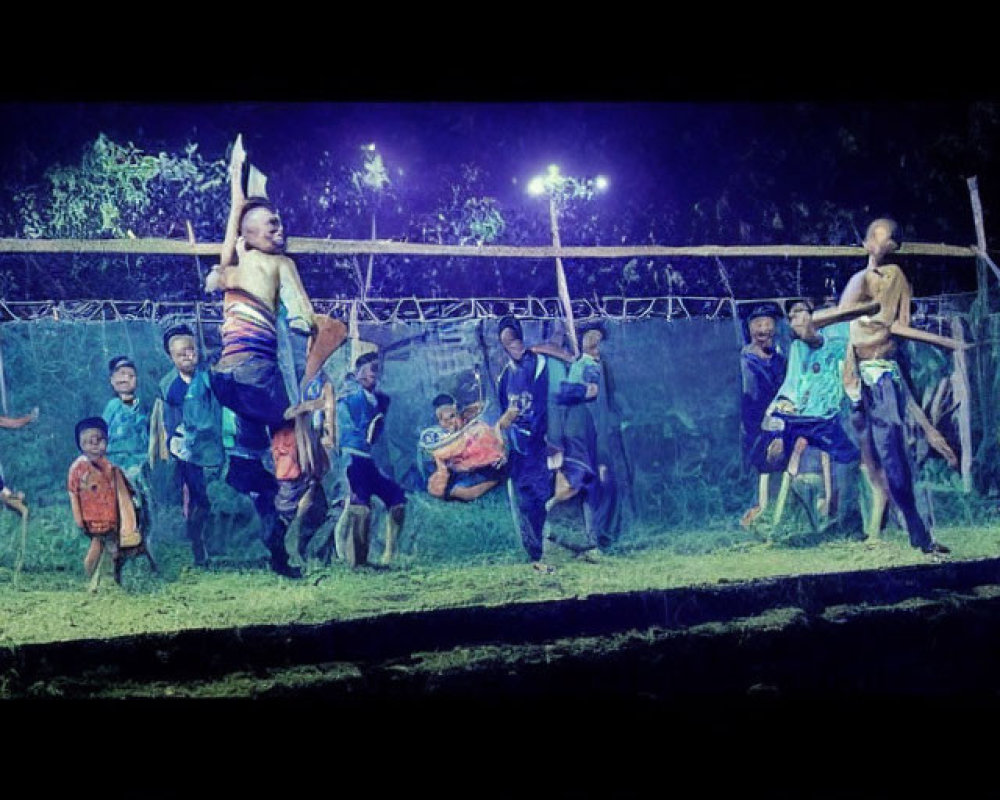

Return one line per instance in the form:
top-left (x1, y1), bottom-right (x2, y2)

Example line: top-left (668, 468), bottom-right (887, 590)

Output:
top-left (0, 102), bottom-right (997, 303)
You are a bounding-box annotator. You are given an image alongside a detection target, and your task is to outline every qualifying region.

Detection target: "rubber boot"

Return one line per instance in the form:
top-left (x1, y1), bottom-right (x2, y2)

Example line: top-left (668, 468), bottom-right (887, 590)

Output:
top-left (333, 504), bottom-right (351, 562)
top-left (283, 514), bottom-right (306, 572)
top-left (266, 517), bottom-right (302, 579)
top-left (381, 503), bottom-right (406, 565)
top-left (187, 506), bottom-right (209, 567)
top-left (353, 506), bottom-right (372, 567)
top-left (335, 504), bottom-right (371, 568)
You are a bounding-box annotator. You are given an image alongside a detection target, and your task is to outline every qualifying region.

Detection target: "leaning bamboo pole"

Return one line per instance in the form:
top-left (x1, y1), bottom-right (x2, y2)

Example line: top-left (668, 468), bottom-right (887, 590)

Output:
top-left (0, 238), bottom-right (978, 259)
top-left (950, 314), bottom-right (974, 493)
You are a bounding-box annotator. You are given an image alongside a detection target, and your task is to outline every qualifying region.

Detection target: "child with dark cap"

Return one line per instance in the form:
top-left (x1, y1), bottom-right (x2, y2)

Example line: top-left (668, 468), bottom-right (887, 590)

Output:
top-left (496, 315), bottom-right (555, 572)
top-left (103, 355), bottom-right (154, 526)
top-left (153, 324), bottom-right (224, 567)
top-left (739, 304), bottom-right (788, 526)
top-left (68, 417), bottom-right (156, 590)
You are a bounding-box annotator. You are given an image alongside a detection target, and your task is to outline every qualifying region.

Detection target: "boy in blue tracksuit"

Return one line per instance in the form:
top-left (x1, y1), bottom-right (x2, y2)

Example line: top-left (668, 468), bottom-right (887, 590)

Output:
top-left (334, 350), bottom-right (406, 567)
top-left (157, 324), bottom-right (224, 566)
top-left (496, 316), bottom-right (553, 571)
top-left (103, 355), bottom-right (154, 534)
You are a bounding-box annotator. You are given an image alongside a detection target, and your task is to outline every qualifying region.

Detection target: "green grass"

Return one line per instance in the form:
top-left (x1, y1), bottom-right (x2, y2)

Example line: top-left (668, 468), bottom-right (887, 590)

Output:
top-left (1, 488), bottom-right (998, 648)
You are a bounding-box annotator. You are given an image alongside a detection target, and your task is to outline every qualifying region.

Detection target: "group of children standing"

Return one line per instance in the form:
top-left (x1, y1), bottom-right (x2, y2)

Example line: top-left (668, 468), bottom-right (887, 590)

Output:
top-left (62, 323), bottom-right (227, 590)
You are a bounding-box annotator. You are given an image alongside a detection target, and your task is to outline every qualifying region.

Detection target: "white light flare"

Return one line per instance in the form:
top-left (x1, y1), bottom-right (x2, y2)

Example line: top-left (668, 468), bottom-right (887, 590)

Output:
top-left (527, 176), bottom-right (547, 196)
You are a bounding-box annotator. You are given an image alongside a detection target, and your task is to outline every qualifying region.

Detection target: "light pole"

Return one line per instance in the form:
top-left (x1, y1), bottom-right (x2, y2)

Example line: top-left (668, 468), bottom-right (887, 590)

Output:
top-left (353, 142), bottom-right (391, 300)
top-left (527, 164), bottom-right (608, 358)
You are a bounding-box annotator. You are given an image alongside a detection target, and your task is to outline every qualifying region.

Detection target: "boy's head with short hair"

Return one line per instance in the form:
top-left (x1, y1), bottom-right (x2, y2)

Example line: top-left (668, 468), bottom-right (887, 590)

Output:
top-left (498, 316), bottom-right (526, 362)
top-left (432, 393), bottom-right (461, 432)
top-left (163, 324), bottom-right (198, 377)
top-left (354, 351), bottom-right (380, 391)
top-left (75, 417), bottom-right (108, 462)
top-left (864, 218), bottom-right (901, 260)
top-left (108, 355), bottom-right (138, 401)
top-left (579, 321), bottom-right (606, 358)
top-left (746, 305), bottom-right (780, 352)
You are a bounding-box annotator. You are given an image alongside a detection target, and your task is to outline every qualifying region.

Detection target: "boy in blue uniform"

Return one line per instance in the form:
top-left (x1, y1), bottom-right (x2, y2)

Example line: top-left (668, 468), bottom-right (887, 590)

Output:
top-left (545, 322), bottom-right (616, 560)
top-left (496, 316), bottom-right (554, 572)
top-left (761, 300), bottom-right (859, 529)
top-left (156, 324), bottom-right (224, 567)
top-left (334, 350), bottom-right (406, 567)
top-left (102, 355), bottom-right (154, 533)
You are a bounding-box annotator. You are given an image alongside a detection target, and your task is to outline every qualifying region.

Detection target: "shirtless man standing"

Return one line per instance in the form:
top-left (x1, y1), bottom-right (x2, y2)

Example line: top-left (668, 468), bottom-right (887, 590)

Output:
top-left (839, 218), bottom-right (966, 555)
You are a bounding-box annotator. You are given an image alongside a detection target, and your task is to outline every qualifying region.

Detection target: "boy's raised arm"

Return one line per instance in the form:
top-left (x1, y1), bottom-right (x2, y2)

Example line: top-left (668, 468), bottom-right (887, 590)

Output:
top-left (206, 135), bottom-right (247, 293)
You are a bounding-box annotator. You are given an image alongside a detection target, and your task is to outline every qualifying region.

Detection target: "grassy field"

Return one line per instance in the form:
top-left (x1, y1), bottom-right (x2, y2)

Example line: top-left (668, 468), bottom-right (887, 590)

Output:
top-left (1, 486), bottom-right (998, 648)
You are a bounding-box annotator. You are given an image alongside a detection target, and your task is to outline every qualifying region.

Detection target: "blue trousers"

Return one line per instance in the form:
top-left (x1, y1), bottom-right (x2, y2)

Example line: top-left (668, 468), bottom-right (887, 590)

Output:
top-left (210, 358), bottom-right (289, 453)
top-left (508, 446), bottom-right (551, 561)
top-left (857, 373), bottom-right (931, 549)
top-left (345, 455), bottom-right (406, 508)
top-left (175, 460), bottom-right (219, 563)
top-left (776, 414), bottom-right (859, 465)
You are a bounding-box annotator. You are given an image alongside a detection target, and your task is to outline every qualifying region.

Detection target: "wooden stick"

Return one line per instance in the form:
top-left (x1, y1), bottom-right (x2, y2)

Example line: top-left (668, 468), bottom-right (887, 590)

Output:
top-left (549, 197), bottom-right (580, 359)
top-left (811, 300), bottom-right (881, 329)
top-left (0, 331), bottom-right (8, 415)
top-left (186, 221), bottom-right (209, 356)
top-left (889, 321), bottom-right (970, 350)
top-left (967, 176), bottom-right (1000, 286)
top-left (13, 509), bottom-right (27, 580)
top-left (950, 314), bottom-right (974, 492)
top-left (0, 238), bottom-right (977, 259)
top-left (971, 246), bottom-right (1000, 286)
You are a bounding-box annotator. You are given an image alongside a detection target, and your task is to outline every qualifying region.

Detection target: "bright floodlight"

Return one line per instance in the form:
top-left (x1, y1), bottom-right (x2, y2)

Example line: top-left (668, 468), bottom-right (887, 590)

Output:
top-left (594, 175), bottom-right (609, 191)
top-left (527, 176), bottom-right (547, 196)
top-left (365, 142), bottom-right (377, 152)
top-left (546, 164), bottom-right (560, 176)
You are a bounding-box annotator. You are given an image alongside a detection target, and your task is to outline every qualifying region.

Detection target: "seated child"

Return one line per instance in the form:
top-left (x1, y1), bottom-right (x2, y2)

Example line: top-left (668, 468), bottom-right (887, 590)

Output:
top-left (67, 417), bottom-right (156, 589)
top-left (419, 393), bottom-right (506, 502)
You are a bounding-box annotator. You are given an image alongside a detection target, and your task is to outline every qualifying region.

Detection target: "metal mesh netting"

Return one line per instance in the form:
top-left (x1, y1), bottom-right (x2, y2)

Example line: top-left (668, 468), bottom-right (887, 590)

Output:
top-left (2, 292), bottom-right (996, 549)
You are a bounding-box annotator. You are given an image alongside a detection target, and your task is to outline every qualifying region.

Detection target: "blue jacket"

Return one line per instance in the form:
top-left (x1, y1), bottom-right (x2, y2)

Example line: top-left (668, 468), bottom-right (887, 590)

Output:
top-left (102, 396), bottom-right (150, 471)
top-left (337, 377), bottom-right (390, 457)
top-left (158, 365), bottom-right (224, 468)
top-left (497, 351), bottom-right (548, 455)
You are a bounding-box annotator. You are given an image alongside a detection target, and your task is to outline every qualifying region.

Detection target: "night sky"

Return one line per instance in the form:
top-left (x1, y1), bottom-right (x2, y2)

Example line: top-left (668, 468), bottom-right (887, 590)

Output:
top-left (1, 99), bottom-right (997, 301)
top-left (1, 101), bottom-right (991, 231)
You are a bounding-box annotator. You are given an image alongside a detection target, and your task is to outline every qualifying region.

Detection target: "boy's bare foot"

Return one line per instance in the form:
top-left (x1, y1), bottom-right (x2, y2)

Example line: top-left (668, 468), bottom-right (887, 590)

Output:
top-left (1, 491), bottom-right (28, 516)
top-left (740, 505), bottom-right (763, 527)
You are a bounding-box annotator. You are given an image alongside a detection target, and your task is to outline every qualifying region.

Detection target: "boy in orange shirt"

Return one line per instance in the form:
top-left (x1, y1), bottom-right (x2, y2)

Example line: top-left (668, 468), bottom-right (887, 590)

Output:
top-left (67, 417), bottom-right (155, 590)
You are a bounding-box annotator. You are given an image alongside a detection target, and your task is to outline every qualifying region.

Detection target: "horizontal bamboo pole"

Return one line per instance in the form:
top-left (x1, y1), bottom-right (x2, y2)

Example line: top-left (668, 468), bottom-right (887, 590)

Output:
top-left (0, 238), bottom-right (978, 259)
